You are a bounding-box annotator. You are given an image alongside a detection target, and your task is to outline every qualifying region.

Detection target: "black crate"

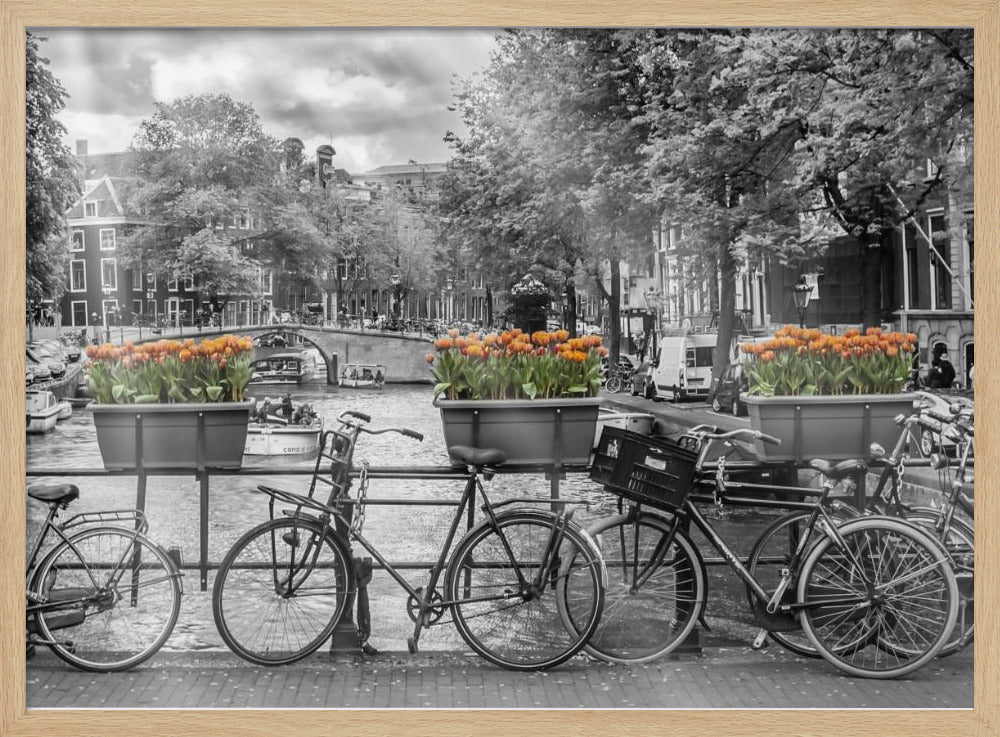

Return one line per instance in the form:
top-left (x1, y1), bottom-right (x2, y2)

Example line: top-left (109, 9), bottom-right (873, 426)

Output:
top-left (591, 427), bottom-right (699, 511)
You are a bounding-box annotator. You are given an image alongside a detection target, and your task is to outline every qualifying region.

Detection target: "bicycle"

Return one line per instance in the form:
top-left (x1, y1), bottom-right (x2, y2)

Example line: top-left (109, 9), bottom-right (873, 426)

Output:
top-left (749, 402), bottom-right (974, 658)
top-left (580, 426), bottom-right (959, 679)
top-left (25, 483), bottom-right (183, 672)
top-left (604, 364), bottom-right (634, 394)
top-left (212, 411), bottom-right (606, 671)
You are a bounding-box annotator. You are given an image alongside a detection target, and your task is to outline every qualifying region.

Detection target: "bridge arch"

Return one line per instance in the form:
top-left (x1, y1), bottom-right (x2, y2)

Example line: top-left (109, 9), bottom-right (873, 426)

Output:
top-left (250, 329), bottom-right (339, 384)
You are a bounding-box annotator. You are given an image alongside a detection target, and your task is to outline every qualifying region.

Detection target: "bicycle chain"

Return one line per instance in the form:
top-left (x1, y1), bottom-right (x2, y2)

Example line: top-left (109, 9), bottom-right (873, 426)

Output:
top-left (351, 461), bottom-right (370, 535)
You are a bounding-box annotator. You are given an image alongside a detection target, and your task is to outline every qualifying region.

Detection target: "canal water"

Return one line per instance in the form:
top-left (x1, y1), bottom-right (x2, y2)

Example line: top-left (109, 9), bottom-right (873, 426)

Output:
top-left (27, 380), bottom-right (775, 655)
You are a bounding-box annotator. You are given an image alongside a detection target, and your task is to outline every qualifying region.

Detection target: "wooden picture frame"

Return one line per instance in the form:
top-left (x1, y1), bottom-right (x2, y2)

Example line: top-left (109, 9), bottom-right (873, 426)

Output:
top-left (1, 2), bottom-right (996, 735)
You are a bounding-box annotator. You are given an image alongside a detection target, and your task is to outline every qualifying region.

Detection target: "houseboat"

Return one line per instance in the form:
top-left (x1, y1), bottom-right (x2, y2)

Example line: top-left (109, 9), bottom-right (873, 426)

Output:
top-left (248, 352), bottom-right (317, 386)
top-left (340, 363), bottom-right (386, 389)
top-left (27, 390), bottom-right (62, 434)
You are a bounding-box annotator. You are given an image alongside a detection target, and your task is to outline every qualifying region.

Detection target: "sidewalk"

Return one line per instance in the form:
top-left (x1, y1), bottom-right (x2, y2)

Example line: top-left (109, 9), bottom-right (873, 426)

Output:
top-left (26, 646), bottom-right (973, 709)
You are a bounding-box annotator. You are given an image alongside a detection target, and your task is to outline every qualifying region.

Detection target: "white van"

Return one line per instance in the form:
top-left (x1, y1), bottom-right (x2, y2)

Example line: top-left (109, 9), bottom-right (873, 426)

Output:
top-left (644, 332), bottom-right (718, 401)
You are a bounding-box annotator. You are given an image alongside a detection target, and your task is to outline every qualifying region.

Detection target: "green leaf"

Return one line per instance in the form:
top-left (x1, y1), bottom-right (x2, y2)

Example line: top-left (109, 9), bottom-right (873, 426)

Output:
top-left (135, 394), bottom-right (160, 404)
top-left (567, 384), bottom-right (588, 394)
top-left (205, 385), bottom-right (224, 401)
top-left (433, 382), bottom-right (452, 397)
top-left (521, 382), bottom-right (537, 400)
top-left (111, 384), bottom-right (127, 403)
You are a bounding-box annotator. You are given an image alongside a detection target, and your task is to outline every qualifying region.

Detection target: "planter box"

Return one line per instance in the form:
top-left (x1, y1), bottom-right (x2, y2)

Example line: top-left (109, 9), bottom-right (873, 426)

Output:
top-left (91, 402), bottom-right (252, 470)
top-left (742, 393), bottom-right (917, 462)
top-left (434, 397), bottom-right (601, 467)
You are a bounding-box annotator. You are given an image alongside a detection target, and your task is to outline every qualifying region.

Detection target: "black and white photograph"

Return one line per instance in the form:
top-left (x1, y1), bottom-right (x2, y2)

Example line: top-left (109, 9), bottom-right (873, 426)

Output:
top-left (18, 23), bottom-right (980, 715)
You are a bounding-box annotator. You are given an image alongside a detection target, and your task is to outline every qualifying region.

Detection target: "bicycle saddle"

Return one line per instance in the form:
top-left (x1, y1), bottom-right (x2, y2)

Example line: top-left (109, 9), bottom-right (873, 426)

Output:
top-left (27, 483), bottom-right (79, 504)
top-left (809, 458), bottom-right (867, 481)
top-left (448, 446), bottom-right (507, 468)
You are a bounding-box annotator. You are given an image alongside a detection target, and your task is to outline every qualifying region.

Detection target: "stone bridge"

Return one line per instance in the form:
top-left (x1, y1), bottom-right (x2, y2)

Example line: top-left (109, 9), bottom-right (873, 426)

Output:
top-left (146, 324), bottom-right (434, 384)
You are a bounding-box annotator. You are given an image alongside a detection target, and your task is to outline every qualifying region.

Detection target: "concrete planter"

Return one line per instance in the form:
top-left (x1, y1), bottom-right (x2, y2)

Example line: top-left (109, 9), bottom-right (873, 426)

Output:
top-left (742, 393), bottom-right (917, 462)
top-left (434, 397), bottom-right (602, 467)
top-left (91, 402), bottom-right (252, 470)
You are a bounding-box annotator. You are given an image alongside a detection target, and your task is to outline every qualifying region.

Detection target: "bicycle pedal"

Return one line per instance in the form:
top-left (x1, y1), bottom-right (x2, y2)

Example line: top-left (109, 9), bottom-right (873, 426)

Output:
top-left (406, 636), bottom-right (418, 655)
top-left (751, 629), bottom-right (769, 650)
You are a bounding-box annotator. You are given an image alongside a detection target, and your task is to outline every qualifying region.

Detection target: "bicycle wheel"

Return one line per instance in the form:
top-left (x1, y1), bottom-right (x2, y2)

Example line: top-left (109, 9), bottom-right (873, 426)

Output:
top-left (213, 518), bottom-right (353, 666)
top-left (606, 373), bottom-right (623, 393)
top-left (798, 516), bottom-right (958, 679)
top-left (746, 509), bottom-right (857, 658)
top-left (579, 512), bottom-right (704, 664)
top-left (30, 526), bottom-right (181, 672)
top-left (903, 510), bottom-right (974, 656)
top-left (446, 509), bottom-right (605, 670)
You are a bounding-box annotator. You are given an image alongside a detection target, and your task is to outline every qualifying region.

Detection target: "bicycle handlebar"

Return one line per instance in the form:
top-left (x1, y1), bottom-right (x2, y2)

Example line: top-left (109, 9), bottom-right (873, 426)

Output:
top-left (342, 410), bottom-right (371, 423)
top-left (689, 427), bottom-right (781, 446)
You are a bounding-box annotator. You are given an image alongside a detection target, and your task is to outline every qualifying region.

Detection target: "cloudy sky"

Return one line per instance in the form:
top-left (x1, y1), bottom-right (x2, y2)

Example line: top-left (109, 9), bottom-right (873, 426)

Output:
top-left (31, 28), bottom-right (498, 174)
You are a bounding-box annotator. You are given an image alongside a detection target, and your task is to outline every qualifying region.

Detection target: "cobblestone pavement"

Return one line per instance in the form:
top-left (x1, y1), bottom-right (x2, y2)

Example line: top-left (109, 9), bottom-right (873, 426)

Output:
top-left (26, 646), bottom-right (973, 709)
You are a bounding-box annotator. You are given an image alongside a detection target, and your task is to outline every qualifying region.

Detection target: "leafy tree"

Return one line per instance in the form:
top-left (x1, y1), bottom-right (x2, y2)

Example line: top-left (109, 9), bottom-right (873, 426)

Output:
top-left (121, 93), bottom-right (280, 314)
top-left (732, 29), bottom-right (974, 324)
top-left (25, 32), bottom-right (79, 326)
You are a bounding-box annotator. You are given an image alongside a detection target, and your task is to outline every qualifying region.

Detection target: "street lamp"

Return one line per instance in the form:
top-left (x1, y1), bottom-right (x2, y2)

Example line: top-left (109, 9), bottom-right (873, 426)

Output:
top-left (792, 275), bottom-right (814, 328)
top-left (643, 287), bottom-right (661, 357)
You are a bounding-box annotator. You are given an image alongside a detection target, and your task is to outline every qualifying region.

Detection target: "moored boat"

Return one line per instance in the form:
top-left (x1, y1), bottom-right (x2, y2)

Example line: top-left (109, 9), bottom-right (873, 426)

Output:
top-left (248, 352), bottom-right (317, 386)
top-left (56, 401), bottom-right (72, 420)
top-left (27, 390), bottom-right (61, 434)
top-left (340, 363), bottom-right (386, 389)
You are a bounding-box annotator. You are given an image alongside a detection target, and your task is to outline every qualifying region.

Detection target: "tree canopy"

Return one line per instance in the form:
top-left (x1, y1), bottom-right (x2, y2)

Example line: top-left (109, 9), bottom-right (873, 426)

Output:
top-left (25, 32), bottom-right (79, 310)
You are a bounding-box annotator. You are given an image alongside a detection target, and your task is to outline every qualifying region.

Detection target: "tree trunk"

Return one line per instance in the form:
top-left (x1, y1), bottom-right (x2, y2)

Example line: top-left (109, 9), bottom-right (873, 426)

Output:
top-left (859, 237), bottom-right (883, 327)
top-left (485, 284), bottom-right (494, 327)
top-left (709, 243), bottom-right (738, 401)
top-left (566, 281), bottom-right (578, 338)
top-left (608, 258), bottom-right (622, 363)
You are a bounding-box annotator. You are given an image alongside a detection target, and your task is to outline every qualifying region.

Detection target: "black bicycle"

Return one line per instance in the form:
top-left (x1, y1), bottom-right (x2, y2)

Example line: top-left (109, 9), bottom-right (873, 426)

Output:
top-left (212, 411), bottom-right (606, 671)
top-left (26, 483), bottom-right (183, 671)
top-left (580, 426), bottom-right (959, 679)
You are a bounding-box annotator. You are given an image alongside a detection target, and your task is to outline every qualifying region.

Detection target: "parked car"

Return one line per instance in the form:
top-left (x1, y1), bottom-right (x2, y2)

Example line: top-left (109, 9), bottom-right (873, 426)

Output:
top-left (912, 390), bottom-right (974, 457)
top-left (26, 345), bottom-right (66, 380)
top-left (711, 363), bottom-right (749, 416)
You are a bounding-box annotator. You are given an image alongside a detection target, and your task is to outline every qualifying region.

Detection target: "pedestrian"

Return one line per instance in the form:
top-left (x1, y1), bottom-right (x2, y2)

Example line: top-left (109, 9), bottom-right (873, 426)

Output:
top-left (927, 347), bottom-right (956, 390)
top-left (637, 333), bottom-right (647, 363)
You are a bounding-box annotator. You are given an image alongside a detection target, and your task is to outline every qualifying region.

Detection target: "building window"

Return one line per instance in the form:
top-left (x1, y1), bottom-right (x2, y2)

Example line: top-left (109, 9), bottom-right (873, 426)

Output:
top-left (928, 212), bottom-right (950, 310)
top-left (965, 212), bottom-right (974, 305)
top-left (70, 260), bottom-right (86, 291)
top-left (257, 267), bottom-right (272, 295)
top-left (70, 230), bottom-right (84, 252)
top-left (167, 275), bottom-right (179, 292)
top-left (101, 258), bottom-right (118, 290)
top-left (183, 274), bottom-right (195, 290)
top-left (132, 299), bottom-right (143, 316)
top-left (146, 272), bottom-right (157, 290)
top-left (146, 299), bottom-right (158, 316)
top-left (71, 301), bottom-right (88, 326)
top-left (84, 202), bottom-right (97, 218)
top-left (99, 228), bottom-right (116, 251)
top-left (131, 268), bottom-right (142, 290)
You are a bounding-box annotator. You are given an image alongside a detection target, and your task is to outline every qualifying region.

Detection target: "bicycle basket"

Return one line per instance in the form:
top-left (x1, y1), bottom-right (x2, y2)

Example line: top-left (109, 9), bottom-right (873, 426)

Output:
top-left (590, 427), bottom-right (699, 511)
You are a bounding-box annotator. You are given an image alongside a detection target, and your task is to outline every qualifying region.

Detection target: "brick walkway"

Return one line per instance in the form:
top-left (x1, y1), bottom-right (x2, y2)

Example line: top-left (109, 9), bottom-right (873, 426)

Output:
top-left (26, 646), bottom-right (973, 709)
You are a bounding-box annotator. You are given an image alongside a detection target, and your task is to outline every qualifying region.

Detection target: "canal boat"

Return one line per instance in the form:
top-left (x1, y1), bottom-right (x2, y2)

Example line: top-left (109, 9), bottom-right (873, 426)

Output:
top-left (248, 352), bottom-right (317, 386)
top-left (56, 400), bottom-right (73, 420)
top-left (26, 390), bottom-right (62, 434)
top-left (340, 363), bottom-right (386, 389)
top-left (244, 397), bottom-right (323, 455)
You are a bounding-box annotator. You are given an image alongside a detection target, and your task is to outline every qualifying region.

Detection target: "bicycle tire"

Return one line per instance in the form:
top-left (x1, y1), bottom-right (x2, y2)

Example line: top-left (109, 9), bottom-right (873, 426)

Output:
top-left (901, 510), bottom-right (974, 656)
top-left (606, 374), bottom-right (623, 393)
top-left (213, 517), bottom-right (353, 666)
top-left (798, 516), bottom-right (958, 679)
top-left (446, 509), bottom-right (605, 671)
top-left (30, 526), bottom-right (181, 672)
top-left (578, 511), bottom-right (704, 664)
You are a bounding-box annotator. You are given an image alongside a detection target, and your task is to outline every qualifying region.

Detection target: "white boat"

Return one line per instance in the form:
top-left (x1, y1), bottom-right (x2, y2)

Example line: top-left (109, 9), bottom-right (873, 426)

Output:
top-left (56, 401), bottom-right (72, 420)
top-left (340, 363), bottom-right (386, 389)
top-left (244, 397), bottom-right (324, 456)
top-left (594, 407), bottom-right (655, 448)
top-left (26, 390), bottom-right (61, 434)
top-left (248, 352), bottom-right (317, 386)
top-left (244, 421), bottom-right (324, 455)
